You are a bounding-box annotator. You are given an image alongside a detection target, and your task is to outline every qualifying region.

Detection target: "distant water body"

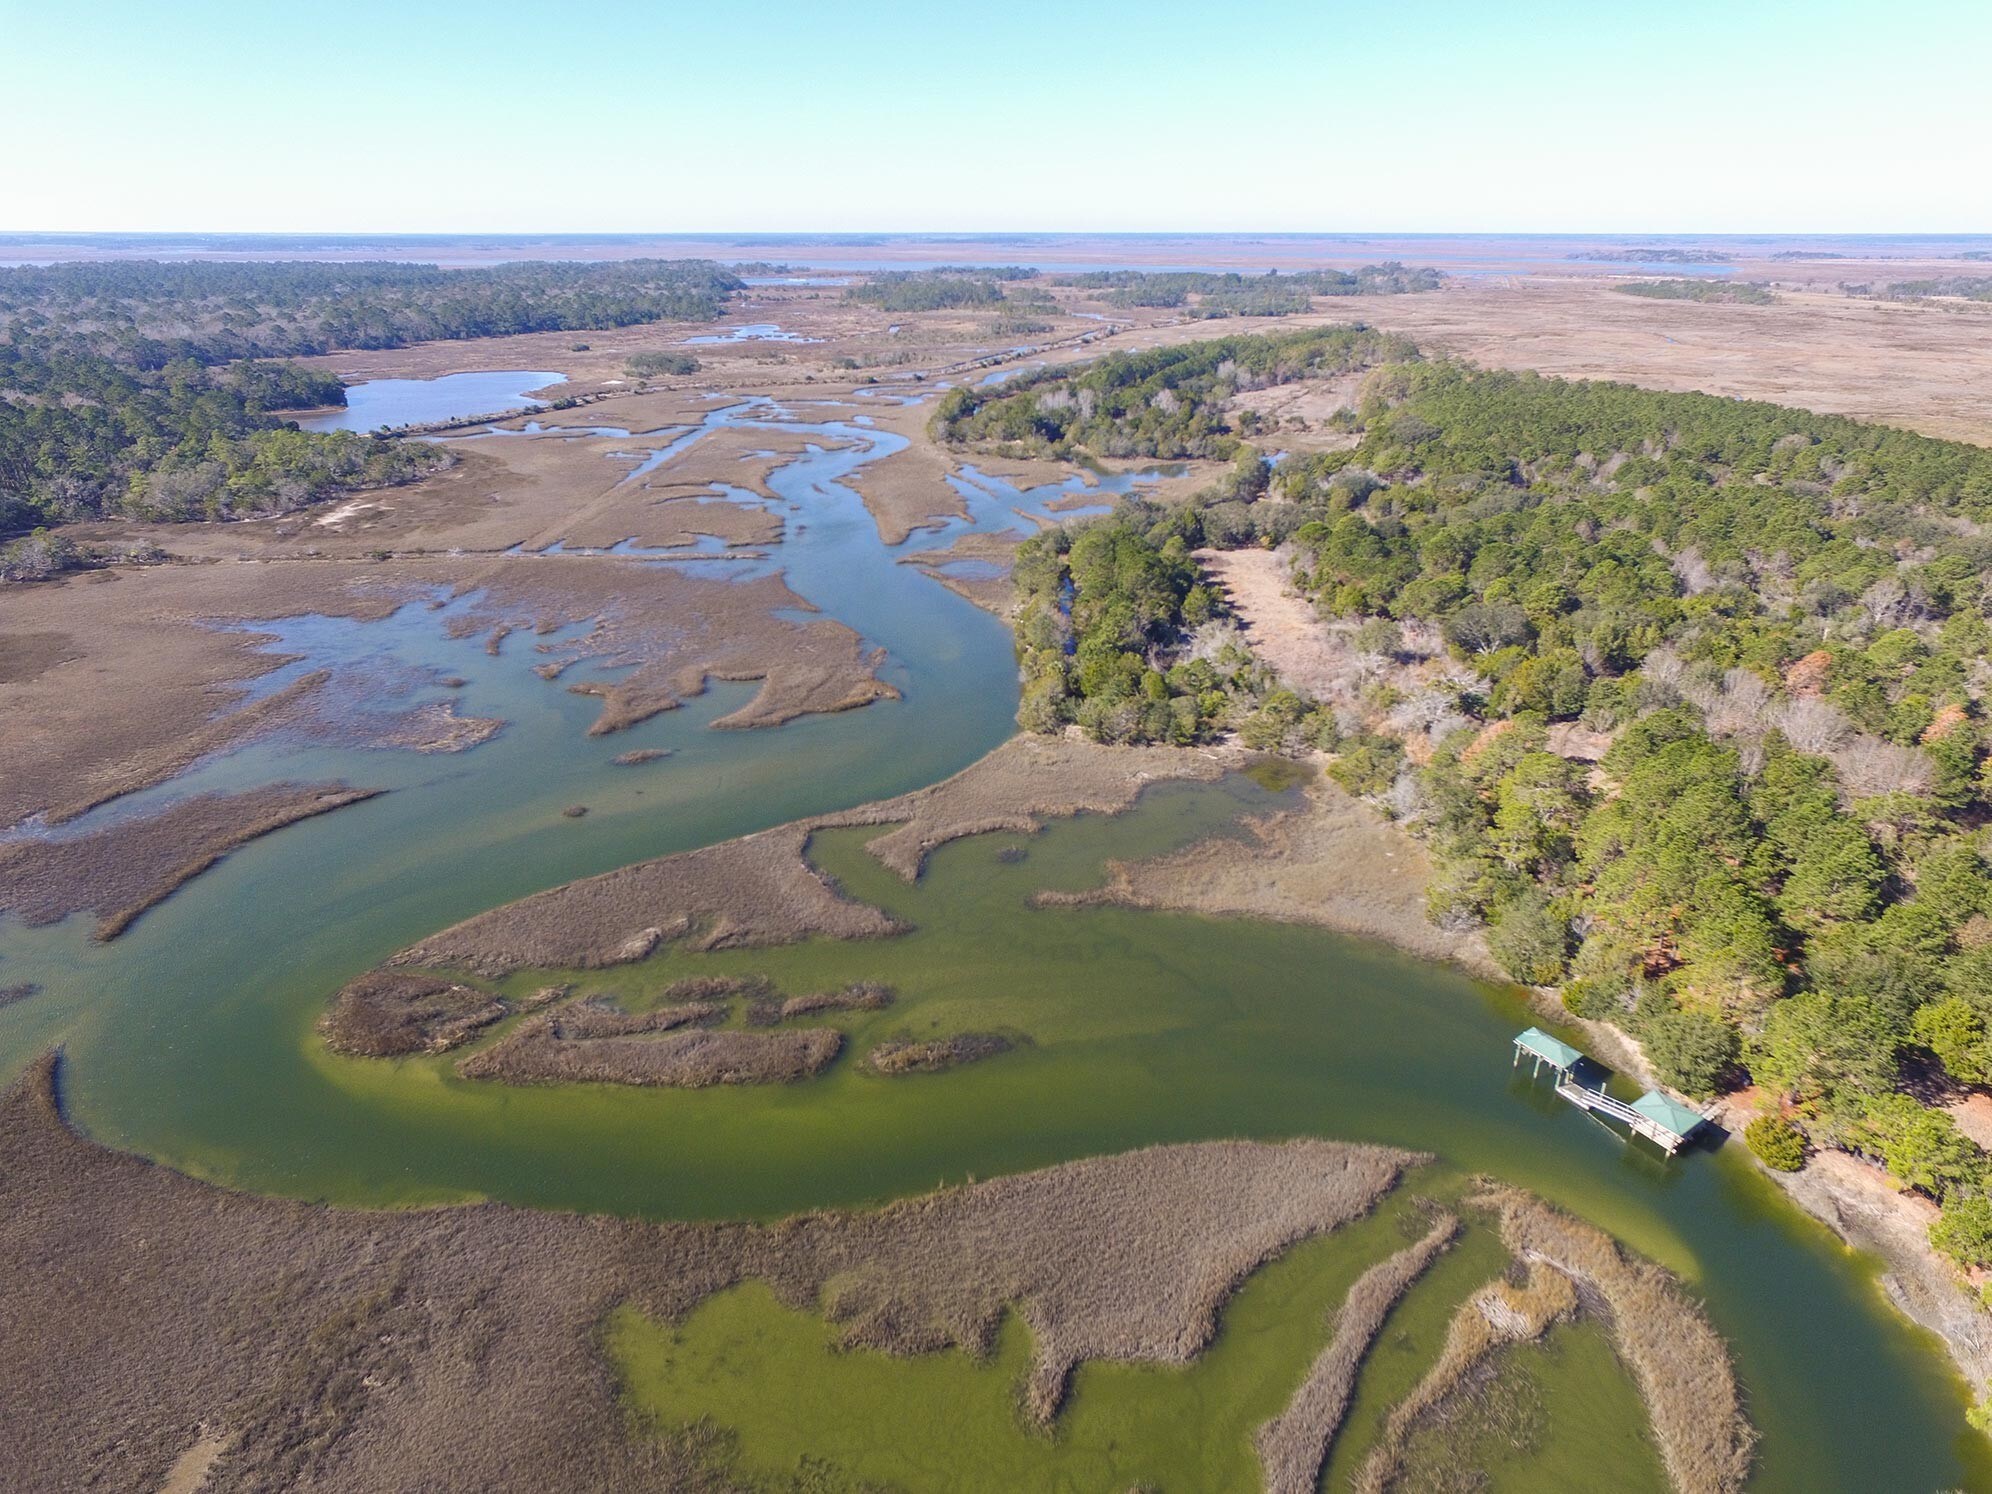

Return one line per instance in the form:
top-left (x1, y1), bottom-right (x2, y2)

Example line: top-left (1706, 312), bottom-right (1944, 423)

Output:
top-left (296, 370), bottom-right (566, 433)
top-left (6, 231), bottom-right (1990, 277)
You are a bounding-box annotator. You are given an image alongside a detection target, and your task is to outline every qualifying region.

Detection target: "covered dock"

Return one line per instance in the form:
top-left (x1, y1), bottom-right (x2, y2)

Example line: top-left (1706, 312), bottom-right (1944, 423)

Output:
top-left (1512, 1027), bottom-right (1583, 1078)
top-left (1512, 1028), bottom-right (1710, 1155)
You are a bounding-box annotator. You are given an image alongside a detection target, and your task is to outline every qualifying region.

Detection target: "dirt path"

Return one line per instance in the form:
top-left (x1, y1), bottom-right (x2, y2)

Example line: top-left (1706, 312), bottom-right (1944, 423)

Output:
top-left (1197, 548), bottom-right (1355, 699)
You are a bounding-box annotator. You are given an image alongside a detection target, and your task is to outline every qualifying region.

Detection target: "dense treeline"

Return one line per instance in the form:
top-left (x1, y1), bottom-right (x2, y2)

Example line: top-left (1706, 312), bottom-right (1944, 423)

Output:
top-left (923, 264), bottom-right (1039, 280)
top-left (970, 334), bottom-right (1992, 1270)
top-left (0, 346), bottom-right (444, 532)
top-left (932, 327), bottom-right (1414, 461)
top-left (845, 273), bottom-right (1009, 312)
top-left (1875, 277), bottom-right (1992, 302)
top-left (1616, 280), bottom-right (1776, 305)
top-left (0, 258), bottom-right (741, 366)
top-left (1056, 264), bottom-right (1442, 314)
top-left (1570, 249), bottom-right (1734, 264)
top-left (1009, 490), bottom-right (1344, 748)
top-left (0, 257), bottom-right (742, 534)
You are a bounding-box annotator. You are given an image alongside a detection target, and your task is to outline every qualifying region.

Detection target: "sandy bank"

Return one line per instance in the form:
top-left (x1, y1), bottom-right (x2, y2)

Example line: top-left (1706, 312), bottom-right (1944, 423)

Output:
top-left (815, 733), bottom-right (1234, 879)
top-left (1036, 772), bottom-right (1496, 979)
top-left (1739, 1141), bottom-right (1992, 1393)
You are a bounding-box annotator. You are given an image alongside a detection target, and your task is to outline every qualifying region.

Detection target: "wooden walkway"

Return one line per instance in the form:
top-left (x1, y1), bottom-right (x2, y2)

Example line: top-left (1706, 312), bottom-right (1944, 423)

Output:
top-left (1554, 1082), bottom-right (1694, 1155)
top-left (1512, 1027), bottom-right (1707, 1156)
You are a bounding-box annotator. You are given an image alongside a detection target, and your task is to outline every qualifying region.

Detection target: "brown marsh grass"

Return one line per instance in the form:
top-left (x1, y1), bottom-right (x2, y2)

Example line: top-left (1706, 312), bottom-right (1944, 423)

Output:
top-left (865, 1032), bottom-right (1014, 1074)
top-left (318, 970), bottom-right (508, 1057)
top-left (1255, 1212), bottom-right (1460, 1494)
top-left (457, 1001), bottom-right (840, 1088)
top-left (0, 1056), bottom-right (1421, 1492)
top-left (361, 737), bottom-right (1223, 993)
top-left (1353, 1260), bottom-right (1580, 1493)
top-left (391, 824), bottom-right (904, 978)
top-left (744, 980), bottom-right (894, 1026)
top-left (1473, 1184), bottom-right (1755, 1494)
top-left (0, 783), bottom-right (380, 941)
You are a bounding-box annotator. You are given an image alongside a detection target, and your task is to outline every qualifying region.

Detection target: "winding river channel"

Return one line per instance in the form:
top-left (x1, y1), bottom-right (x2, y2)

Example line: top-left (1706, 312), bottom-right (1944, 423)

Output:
top-left (2, 379), bottom-right (1987, 1489)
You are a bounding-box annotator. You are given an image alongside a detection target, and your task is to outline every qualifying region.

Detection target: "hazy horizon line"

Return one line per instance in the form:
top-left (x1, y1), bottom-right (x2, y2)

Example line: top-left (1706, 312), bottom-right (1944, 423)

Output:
top-left (5, 228), bottom-right (1991, 241)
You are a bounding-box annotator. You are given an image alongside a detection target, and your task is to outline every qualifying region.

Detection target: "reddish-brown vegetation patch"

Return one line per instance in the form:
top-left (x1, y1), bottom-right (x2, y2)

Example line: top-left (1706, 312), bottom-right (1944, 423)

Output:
top-left (743, 981), bottom-right (894, 1027)
top-left (0, 631), bottom-right (81, 686)
top-left (454, 995), bottom-right (844, 1089)
top-left (319, 971), bottom-right (507, 1057)
top-left (865, 1032), bottom-right (1014, 1074)
top-left (462, 1021), bottom-right (842, 1089)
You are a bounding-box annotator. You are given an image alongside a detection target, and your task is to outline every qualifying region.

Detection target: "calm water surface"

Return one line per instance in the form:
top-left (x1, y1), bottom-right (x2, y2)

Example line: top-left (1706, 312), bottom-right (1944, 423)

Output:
top-left (297, 368), bottom-right (567, 432)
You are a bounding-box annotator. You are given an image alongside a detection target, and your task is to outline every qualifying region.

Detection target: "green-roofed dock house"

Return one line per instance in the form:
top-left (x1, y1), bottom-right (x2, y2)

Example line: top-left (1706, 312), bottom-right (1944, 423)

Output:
top-left (1512, 1028), bottom-right (1709, 1155)
top-left (1512, 1027), bottom-right (1584, 1078)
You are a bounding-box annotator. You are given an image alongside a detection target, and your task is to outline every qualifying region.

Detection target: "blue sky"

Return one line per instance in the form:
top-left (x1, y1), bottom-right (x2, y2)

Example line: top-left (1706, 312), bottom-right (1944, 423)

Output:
top-left (4, 0), bottom-right (1987, 233)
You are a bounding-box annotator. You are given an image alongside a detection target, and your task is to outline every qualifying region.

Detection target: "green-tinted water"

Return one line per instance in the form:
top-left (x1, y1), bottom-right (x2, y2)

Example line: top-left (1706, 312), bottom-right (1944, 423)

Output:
top-left (610, 1189), bottom-right (1671, 1492)
top-left (1, 410), bottom-right (1987, 1489)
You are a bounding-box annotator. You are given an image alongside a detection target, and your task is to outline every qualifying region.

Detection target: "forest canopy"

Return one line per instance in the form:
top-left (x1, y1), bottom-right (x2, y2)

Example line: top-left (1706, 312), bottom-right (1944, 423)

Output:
top-left (931, 326), bottom-right (1416, 462)
top-left (953, 331), bottom-right (1992, 1262)
top-left (845, 273), bottom-right (1010, 312)
top-left (1055, 264), bottom-right (1443, 315)
top-left (0, 257), bottom-right (742, 533)
top-left (0, 258), bottom-right (741, 367)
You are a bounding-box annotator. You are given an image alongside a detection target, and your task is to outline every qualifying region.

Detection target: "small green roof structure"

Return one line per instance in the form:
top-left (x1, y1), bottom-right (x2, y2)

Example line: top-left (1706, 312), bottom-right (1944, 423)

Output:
top-left (1629, 1090), bottom-right (1707, 1147)
top-left (1513, 1027), bottom-right (1584, 1071)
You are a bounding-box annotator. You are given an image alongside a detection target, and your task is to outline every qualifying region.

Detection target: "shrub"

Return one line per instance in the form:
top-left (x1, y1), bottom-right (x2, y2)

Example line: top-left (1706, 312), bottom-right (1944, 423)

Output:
top-left (1744, 1115), bottom-right (1807, 1171)
top-left (1485, 891), bottom-right (1569, 986)
top-left (1931, 1192), bottom-right (1992, 1269)
top-left (1644, 1009), bottom-right (1740, 1097)
top-left (0, 528), bottom-right (80, 582)
top-left (625, 351), bottom-right (701, 378)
